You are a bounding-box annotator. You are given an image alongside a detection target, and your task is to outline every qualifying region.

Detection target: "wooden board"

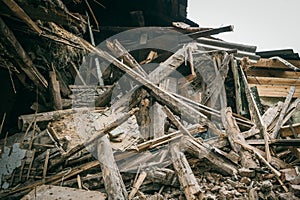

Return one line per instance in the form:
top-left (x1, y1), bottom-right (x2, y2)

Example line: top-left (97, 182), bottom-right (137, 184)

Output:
top-left (246, 69), bottom-right (300, 79)
top-left (250, 58), bottom-right (300, 69)
top-left (249, 84), bottom-right (300, 97)
top-left (247, 76), bottom-right (300, 86)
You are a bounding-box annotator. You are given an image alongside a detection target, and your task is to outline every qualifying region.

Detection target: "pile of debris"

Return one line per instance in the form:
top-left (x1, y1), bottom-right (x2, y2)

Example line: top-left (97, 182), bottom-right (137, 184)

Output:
top-left (1, 0), bottom-right (300, 199)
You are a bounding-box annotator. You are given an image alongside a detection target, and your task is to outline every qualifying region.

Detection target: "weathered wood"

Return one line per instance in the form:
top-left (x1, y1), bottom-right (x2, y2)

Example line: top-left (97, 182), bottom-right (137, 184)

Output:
top-left (136, 98), bottom-right (151, 140)
top-left (147, 167), bottom-right (178, 186)
top-left (236, 140), bottom-right (281, 177)
top-left (172, 92), bottom-right (253, 129)
top-left (79, 38), bottom-right (225, 136)
top-left (196, 37), bottom-right (257, 53)
top-left (240, 65), bottom-right (271, 162)
top-left (248, 76), bottom-right (300, 86)
top-left (97, 135), bottom-right (128, 200)
top-left (50, 108), bottom-right (139, 168)
top-left (184, 25), bottom-right (234, 40)
top-left (0, 161), bottom-right (100, 199)
top-left (140, 50), bottom-right (158, 65)
top-left (0, 17), bottom-right (47, 90)
top-left (150, 102), bottom-right (166, 138)
top-left (249, 84), bottom-right (300, 97)
top-left (250, 58), bottom-right (300, 70)
top-left (106, 39), bottom-right (148, 77)
top-left (205, 54), bottom-right (231, 108)
top-left (246, 68), bottom-right (300, 79)
top-left (183, 136), bottom-right (238, 176)
top-left (2, 0), bottom-right (42, 34)
top-left (222, 107), bottom-right (258, 169)
top-left (129, 171), bottom-right (147, 200)
top-left (171, 144), bottom-right (203, 200)
top-left (247, 138), bottom-right (300, 146)
top-left (148, 43), bottom-right (197, 85)
top-left (250, 86), bottom-right (264, 115)
top-left (49, 70), bottom-right (62, 110)
top-left (163, 106), bottom-right (194, 139)
top-left (18, 107), bottom-right (104, 131)
top-left (271, 86), bottom-right (295, 138)
top-left (42, 149), bottom-right (50, 179)
top-left (231, 59), bottom-right (245, 115)
top-left (137, 124), bottom-right (205, 151)
top-left (110, 43), bottom-right (194, 116)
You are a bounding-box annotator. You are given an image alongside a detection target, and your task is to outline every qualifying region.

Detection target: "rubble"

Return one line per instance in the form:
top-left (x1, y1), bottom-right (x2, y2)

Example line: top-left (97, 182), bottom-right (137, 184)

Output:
top-left (1, 0), bottom-right (300, 200)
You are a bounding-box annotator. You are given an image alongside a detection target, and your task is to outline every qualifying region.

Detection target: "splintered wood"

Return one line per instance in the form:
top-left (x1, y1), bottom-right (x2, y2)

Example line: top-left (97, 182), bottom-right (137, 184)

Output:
top-left (1, 1), bottom-right (300, 199)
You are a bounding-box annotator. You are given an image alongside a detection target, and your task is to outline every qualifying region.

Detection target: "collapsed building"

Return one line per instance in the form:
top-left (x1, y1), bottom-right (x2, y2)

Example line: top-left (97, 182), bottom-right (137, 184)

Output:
top-left (1, 0), bottom-right (300, 199)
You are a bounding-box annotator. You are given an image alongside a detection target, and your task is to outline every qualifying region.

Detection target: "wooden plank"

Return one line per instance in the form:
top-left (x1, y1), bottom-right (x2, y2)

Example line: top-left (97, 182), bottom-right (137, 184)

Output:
top-left (148, 43), bottom-right (197, 84)
top-left (249, 84), bottom-right (300, 97)
top-left (246, 68), bottom-right (300, 79)
top-left (250, 58), bottom-right (300, 69)
top-left (240, 66), bottom-right (272, 162)
top-left (171, 144), bottom-right (203, 200)
top-left (97, 135), bottom-right (128, 200)
top-left (49, 70), bottom-right (62, 110)
top-left (271, 86), bottom-right (295, 138)
top-left (128, 171), bottom-right (147, 200)
top-left (184, 136), bottom-right (238, 176)
top-left (247, 76), bottom-right (300, 86)
top-left (222, 107), bottom-right (258, 169)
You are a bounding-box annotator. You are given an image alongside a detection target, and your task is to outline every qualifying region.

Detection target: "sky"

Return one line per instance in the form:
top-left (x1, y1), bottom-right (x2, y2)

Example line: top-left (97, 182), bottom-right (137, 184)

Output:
top-left (187, 0), bottom-right (300, 54)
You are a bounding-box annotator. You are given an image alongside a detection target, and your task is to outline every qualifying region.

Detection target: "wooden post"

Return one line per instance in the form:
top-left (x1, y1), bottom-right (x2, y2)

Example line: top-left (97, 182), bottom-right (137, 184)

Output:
top-left (49, 69), bottom-right (62, 110)
top-left (171, 144), bottom-right (203, 200)
top-left (97, 135), bottom-right (128, 200)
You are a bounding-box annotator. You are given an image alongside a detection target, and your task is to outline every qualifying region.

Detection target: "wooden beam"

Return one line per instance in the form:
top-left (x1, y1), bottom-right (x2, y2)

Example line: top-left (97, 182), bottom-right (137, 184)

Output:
top-left (49, 70), bottom-right (62, 110)
top-left (271, 86), bottom-right (295, 138)
top-left (246, 68), bottom-right (300, 79)
top-left (184, 25), bottom-right (234, 40)
top-left (250, 58), bottom-right (300, 70)
top-left (247, 76), bottom-right (300, 86)
top-left (184, 136), bottom-right (238, 175)
top-left (2, 0), bottom-right (42, 34)
top-left (249, 84), bottom-right (300, 97)
top-left (0, 17), bottom-right (47, 90)
top-left (106, 39), bottom-right (148, 77)
top-left (171, 144), bottom-right (203, 200)
top-left (97, 135), bottom-right (128, 200)
top-left (240, 65), bottom-right (272, 162)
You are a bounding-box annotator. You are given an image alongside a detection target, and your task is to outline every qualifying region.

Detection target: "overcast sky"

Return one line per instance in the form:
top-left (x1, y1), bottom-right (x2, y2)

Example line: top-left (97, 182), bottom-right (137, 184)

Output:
top-left (187, 0), bottom-right (300, 54)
